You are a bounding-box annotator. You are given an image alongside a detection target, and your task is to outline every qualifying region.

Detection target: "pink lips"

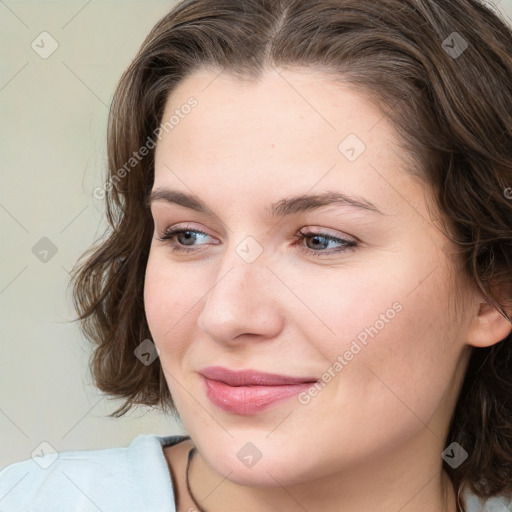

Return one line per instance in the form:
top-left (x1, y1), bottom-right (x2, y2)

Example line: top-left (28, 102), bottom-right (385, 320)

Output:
top-left (200, 366), bottom-right (318, 415)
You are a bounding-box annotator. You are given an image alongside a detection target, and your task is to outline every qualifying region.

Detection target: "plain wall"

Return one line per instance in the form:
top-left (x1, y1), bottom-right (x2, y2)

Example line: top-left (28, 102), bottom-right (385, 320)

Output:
top-left (1, 0), bottom-right (511, 469)
top-left (0, 1), bottom-right (185, 469)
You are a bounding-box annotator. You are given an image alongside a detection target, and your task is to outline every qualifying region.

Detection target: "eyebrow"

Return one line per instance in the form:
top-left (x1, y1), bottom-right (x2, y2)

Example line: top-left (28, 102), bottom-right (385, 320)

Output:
top-left (146, 188), bottom-right (384, 217)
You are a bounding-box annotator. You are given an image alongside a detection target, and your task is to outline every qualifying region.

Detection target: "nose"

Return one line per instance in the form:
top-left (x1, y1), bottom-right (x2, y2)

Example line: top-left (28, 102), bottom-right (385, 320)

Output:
top-left (196, 244), bottom-right (285, 346)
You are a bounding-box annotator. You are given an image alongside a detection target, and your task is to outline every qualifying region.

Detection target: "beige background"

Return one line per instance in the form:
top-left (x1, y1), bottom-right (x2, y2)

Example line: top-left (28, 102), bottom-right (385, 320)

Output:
top-left (0, 0), bottom-right (185, 470)
top-left (1, 0), bottom-right (511, 469)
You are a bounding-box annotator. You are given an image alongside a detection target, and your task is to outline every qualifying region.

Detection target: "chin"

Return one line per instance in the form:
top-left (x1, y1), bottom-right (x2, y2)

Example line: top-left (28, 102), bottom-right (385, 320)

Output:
top-left (219, 464), bottom-right (297, 488)
top-left (202, 447), bottom-right (316, 488)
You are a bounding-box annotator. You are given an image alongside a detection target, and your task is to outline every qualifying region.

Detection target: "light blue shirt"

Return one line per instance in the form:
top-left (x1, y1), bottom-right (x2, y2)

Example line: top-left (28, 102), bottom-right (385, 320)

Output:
top-left (0, 434), bottom-right (184, 512)
top-left (0, 434), bottom-right (511, 511)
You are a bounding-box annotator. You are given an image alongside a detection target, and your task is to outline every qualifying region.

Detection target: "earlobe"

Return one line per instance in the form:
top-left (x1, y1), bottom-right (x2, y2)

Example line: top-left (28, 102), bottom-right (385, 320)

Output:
top-left (467, 300), bottom-right (512, 348)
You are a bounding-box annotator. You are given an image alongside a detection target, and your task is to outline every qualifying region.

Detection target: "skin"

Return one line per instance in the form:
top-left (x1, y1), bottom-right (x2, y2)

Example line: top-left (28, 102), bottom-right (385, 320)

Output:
top-left (143, 66), bottom-right (512, 512)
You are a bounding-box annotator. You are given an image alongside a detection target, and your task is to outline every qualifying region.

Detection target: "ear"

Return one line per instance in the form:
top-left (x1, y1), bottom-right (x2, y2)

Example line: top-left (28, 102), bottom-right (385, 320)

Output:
top-left (466, 282), bottom-right (512, 348)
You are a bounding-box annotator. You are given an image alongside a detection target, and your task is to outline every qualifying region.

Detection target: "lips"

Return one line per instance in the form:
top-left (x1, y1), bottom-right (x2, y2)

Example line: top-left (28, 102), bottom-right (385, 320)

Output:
top-left (199, 366), bottom-right (318, 386)
top-left (200, 366), bottom-right (318, 415)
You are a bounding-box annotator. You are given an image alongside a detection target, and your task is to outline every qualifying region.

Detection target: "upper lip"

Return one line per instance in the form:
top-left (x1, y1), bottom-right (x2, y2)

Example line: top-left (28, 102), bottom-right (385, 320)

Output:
top-left (200, 366), bottom-right (318, 386)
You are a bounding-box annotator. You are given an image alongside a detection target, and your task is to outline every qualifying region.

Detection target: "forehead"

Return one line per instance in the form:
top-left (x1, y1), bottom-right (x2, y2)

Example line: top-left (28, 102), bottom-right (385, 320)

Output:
top-left (153, 67), bottom-right (424, 219)
top-left (158, 66), bottom-right (392, 157)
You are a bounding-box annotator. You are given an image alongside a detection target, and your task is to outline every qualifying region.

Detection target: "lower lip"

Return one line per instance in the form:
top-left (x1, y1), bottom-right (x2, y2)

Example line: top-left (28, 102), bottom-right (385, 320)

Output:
top-left (202, 377), bottom-right (315, 415)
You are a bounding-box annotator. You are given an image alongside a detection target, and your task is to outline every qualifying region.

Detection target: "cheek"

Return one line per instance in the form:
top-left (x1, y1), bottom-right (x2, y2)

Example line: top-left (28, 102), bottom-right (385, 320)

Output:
top-left (296, 258), bottom-right (461, 417)
top-left (144, 252), bottom-right (169, 332)
top-left (143, 251), bottom-right (209, 358)
top-left (284, 266), bottom-right (401, 361)
top-left (343, 277), bottom-right (460, 427)
top-left (143, 252), bottom-right (185, 348)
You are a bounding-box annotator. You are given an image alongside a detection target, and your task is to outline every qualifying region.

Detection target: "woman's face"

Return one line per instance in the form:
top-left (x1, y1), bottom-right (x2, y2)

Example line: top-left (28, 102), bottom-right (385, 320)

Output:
top-left (144, 67), bottom-right (474, 487)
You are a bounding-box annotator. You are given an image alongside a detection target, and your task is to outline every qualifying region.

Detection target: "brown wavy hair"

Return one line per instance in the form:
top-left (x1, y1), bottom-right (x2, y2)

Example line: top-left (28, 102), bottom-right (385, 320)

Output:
top-left (70, 0), bottom-right (512, 500)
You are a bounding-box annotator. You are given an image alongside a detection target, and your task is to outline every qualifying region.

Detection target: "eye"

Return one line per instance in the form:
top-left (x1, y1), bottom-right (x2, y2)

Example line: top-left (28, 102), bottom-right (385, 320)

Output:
top-left (156, 224), bottom-right (215, 254)
top-left (156, 225), bottom-right (357, 258)
top-left (293, 229), bottom-right (357, 258)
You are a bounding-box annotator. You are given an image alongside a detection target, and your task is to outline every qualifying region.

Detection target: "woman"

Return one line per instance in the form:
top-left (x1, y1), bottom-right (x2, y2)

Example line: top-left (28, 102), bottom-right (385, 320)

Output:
top-left (1, 0), bottom-right (511, 510)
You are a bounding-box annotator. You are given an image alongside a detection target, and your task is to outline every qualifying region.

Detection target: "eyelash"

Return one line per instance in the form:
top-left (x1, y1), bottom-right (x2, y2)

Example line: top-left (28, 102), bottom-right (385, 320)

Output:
top-left (156, 225), bottom-right (357, 258)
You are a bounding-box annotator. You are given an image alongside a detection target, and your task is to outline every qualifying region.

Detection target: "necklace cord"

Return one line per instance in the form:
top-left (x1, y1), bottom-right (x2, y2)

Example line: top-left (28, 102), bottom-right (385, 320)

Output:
top-left (457, 484), bottom-right (466, 512)
top-left (186, 447), bottom-right (207, 512)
